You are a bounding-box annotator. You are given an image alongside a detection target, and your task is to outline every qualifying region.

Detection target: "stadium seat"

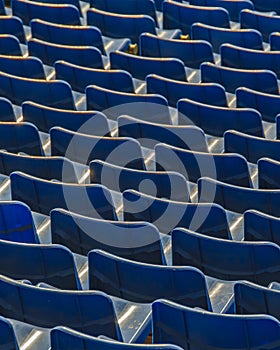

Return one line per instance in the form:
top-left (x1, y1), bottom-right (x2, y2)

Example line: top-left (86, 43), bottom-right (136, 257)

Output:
top-left (198, 176), bottom-right (280, 216)
top-left (201, 62), bottom-right (279, 94)
top-left (0, 55), bottom-right (45, 79)
top-left (225, 130), bottom-right (280, 163)
top-left (22, 102), bottom-right (110, 135)
top-left (50, 127), bottom-right (145, 169)
top-left (30, 0), bottom-right (82, 16)
top-left (0, 316), bottom-right (19, 350)
top-left (250, 0), bottom-right (280, 13)
top-left (0, 240), bottom-right (81, 289)
top-left (0, 0), bottom-right (6, 15)
top-left (86, 85), bottom-right (171, 124)
top-left (12, 0), bottom-right (81, 26)
top-left (140, 33), bottom-right (214, 68)
top-left (123, 190), bottom-right (230, 238)
top-left (155, 144), bottom-right (252, 187)
top-left (152, 299), bottom-right (280, 349)
top-left (110, 51), bottom-right (187, 81)
top-left (90, 160), bottom-right (190, 202)
top-left (51, 208), bottom-right (166, 264)
top-left (0, 34), bottom-right (22, 56)
top-left (146, 74), bottom-right (227, 107)
top-left (118, 115), bottom-right (208, 150)
top-left (258, 158), bottom-right (280, 189)
top-left (28, 38), bottom-right (104, 68)
top-left (270, 32), bottom-right (280, 50)
top-left (0, 16), bottom-right (25, 43)
top-left (172, 227), bottom-right (280, 285)
top-left (10, 171), bottom-right (117, 218)
top-left (163, 1), bottom-right (230, 34)
top-left (55, 61), bottom-right (134, 93)
top-left (0, 97), bottom-right (16, 122)
top-left (177, 98), bottom-right (264, 137)
top-left (0, 71), bottom-right (75, 108)
top-left (88, 249), bottom-right (212, 309)
top-left (191, 23), bottom-right (263, 53)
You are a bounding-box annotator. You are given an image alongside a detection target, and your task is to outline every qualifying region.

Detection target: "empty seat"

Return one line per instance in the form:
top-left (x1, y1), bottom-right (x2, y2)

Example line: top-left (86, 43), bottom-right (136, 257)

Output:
top-left (118, 115), bottom-right (208, 150)
top-left (50, 127), bottom-right (145, 169)
top-left (201, 62), bottom-right (279, 94)
top-left (12, 0), bottom-right (81, 26)
top-left (0, 98), bottom-right (16, 122)
top-left (140, 33), bottom-right (214, 69)
top-left (51, 208), bottom-right (165, 264)
top-left (270, 32), bottom-right (280, 50)
top-left (0, 151), bottom-right (78, 182)
top-left (240, 9), bottom-right (280, 42)
top-left (251, 0), bottom-right (280, 13)
top-left (0, 240), bottom-right (81, 289)
top-left (221, 43), bottom-right (280, 78)
top-left (10, 171), bottom-right (117, 218)
top-left (178, 98), bottom-right (263, 137)
top-left (0, 274), bottom-right (122, 339)
top-left (191, 23), bottom-right (263, 53)
top-left (244, 210), bottom-right (280, 246)
top-left (0, 55), bottom-right (45, 79)
top-left (0, 71), bottom-right (75, 108)
top-left (155, 144), bottom-right (252, 187)
top-left (163, 1), bottom-right (230, 34)
top-left (123, 190), bottom-right (230, 239)
top-left (0, 0), bottom-right (5, 15)
top-left (55, 61), bottom-right (134, 93)
top-left (0, 316), bottom-right (19, 350)
top-left (172, 228), bottom-right (280, 285)
top-left (152, 299), bottom-right (280, 350)
top-left (28, 38), bottom-right (103, 69)
top-left (198, 176), bottom-right (280, 216)
top-left (236, 87), bottom-right (280, 122)
top-left (86, 85), bottom-right (171, 124)
top-left (90, 160), bottom-right (189, 202)
top-left (22, 101), bottom-right (110, 135)
top-left (225, 130), bottom-right (280, 163)
top-left (30, 0), bottom-right (82, 16)
top-left (110, 51), bottom-right (187, 81)
top-left (0, 122), bottom-right (43, 156)
top-left (146, 74), bottom-right (227, 107)
top-left (0, 34), bottom-right (21, 56)
top-left (258, 158), bottom-right (280, 189)
top-left (89, 249), bottom-right (212, 309)
top-left (0, 16), bottom-right (25, 43)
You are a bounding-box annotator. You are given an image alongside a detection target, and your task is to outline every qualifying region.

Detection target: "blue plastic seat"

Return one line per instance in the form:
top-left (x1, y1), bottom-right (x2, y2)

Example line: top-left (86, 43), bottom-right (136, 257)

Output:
top-left (0, 71), bottom-right (75, 108)
top-left (89, 249), bottom-right (212, 309)
top-left (236, 87), bottom-right (280, 123)
top-left (225, 130), bottom-right (280, 163)
top-left (0, 274), bottom-right (122, 339)
top-left (51, 127), bottom-right (145, 169)
top-left (177, 98), bottom-right (263, 137)
top-left (0, 240), bottom-right (81, 289)
top-left (51, 208), bottom-right (165, 264)
top-left (191, 23), bottom-right (263, 53)
top-left (90, 160), bottom-right (189, 202)
top-left (221, 43), bottom-right (280, 79)
top-left (250, 0), bottom-right (280, 13)
top-left (0, 34), bottom-right (22, 56)
top-left (86, 85), bottom-right (171, 124)
top-left (163, 1), bottom-right (230, 34)
top-left (28, 38), bottom-right (103, 69)
top-left (11, 171), bottom-right (117, 218)
top-left (0, 201), bottom-right (38, 244)
top-left (12, 0), bottom-right (81, 25)
top-left (22, 101), bottom-right (110, 135)
top-left (189, 0), bottom-right (254, 22)
top-left (123, 190), bottom-right (230, 239)
top-left (0, 55), bottom-right (45, 79)
top-left (30, 19), bottom-right (130, 56)
top-left (0, 151), bottom-right (78, 182)
top-left (201, 62), bottom-right (279, 94)
top-left (146, 74), bottom-right (227, 107)
top-left (0, 122), bottom-right (43, 156)
top-left (0, 0), bottom-right (6, 15)
top-left (198, 176), bottom-right (280, 216)
top-left (0, 98), bottom-right (16, 122)
top-left (140, 33), bottom-right (214, 69)
top-left (118, 115), bottom-right (208, 150)
top-left (244, 209), bottom-right (280, 247)
top-left (155, 144), bottom-right (252, 187)
top-left (172, 228), bottom-right (280, 285)
top-left (234, 281), bottom-right (280, 321)
top-left (152, 299), bottom-right (280, 350)
top-left (0, 316), bottom-right (19, 350)
top-left (258, 158), bottom-right (280, 189)
top-left (0, 16), bottom-right (25, 43)
top-left (110, 51), bottom-right (187, 81)
top-left (55, 61), bottom-right (134, 93)
top-left (240, 9), bottom-right (280, 42)
top-left (30, 0), bottom-right (82, 16)
top-left (51, 326), bottom-right (183, 350)
top-left (270, 32), bottom-right (280, 50)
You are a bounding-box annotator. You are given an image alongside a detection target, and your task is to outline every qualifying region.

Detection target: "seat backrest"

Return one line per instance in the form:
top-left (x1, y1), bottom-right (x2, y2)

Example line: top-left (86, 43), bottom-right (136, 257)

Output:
top-left (258, 158), bottom-right (280, 189)
top-left (0, 16), bottom-right (25, 43)
top-left (30, 0), bottom-right (82, 15)
top-left (0, 316), bottom-right (19, 350)
top-left (0, 97), bottom-right (16, 122)
top-left (0, 55), bottom-right (45, 79)
top-left (270, 32), bottom-right (280, 50)
top-left (0, 34), bottom-right (22, 56)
